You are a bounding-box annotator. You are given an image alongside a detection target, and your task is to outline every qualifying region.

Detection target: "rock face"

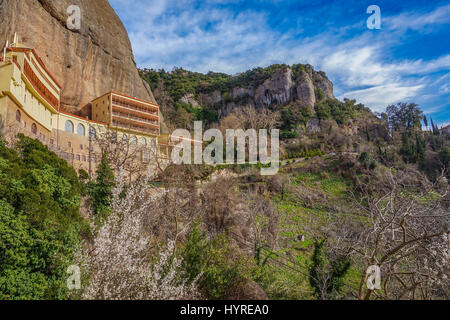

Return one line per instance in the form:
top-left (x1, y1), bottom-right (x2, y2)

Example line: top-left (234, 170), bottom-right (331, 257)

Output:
top-left (179, 93), bottom-right (199, 107)
top-left (197, 65), bottom-right (334, 118)
top-left (254, 68), bottom-right (296, 107)
top-left (0, 0), bottom-right (156, 113)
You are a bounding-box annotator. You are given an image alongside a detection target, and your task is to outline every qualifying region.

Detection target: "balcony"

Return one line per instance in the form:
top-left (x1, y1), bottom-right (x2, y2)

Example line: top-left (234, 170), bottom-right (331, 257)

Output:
top-left (112, 99), bottom-right (158, 116)
top-left (23, 59), bottom-right (59, 111)
top-left (112, 111), bottom-right (159, 128)
top-left (112, 120), bottom-right (159, 136)
top-left (112, 104), bottom-right (159, 123)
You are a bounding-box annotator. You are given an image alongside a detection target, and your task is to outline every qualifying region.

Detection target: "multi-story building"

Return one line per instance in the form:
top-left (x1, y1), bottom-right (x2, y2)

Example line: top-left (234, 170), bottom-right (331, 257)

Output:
top-left (92, 91), bottom-right (160, 137)
top-left (0, 38), bottom-right (165, 175)
top-left (0, 41), bottom-right (60, 145)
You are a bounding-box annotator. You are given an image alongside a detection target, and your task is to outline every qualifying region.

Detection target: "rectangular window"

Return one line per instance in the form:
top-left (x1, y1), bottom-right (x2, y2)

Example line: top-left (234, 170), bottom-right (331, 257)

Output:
top-left (76, 155), bottom-right (80, 161)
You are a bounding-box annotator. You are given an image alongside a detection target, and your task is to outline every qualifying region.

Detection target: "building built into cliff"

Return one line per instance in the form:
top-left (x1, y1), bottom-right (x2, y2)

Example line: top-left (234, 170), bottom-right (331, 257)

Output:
top-left (0, 38), bottom-right (169, 175)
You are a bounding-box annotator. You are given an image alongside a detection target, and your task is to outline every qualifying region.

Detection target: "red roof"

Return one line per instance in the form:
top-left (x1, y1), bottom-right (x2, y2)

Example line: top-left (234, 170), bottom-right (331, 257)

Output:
top-left (59, 111), bottom-right (107, 125)
top-left (8, 47), bottom-right (62, 89)
top-left (94, 90), bottom-right (160, 108)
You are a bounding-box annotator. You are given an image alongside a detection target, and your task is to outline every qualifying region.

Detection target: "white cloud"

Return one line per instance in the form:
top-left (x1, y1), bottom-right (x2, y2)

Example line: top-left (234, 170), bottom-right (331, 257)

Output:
top-left (109, 0), bottom-right (450, 117)
top-left (341, 84), bottom-right (423, 112)
top-left (385, 4), bottom-right (450, 32)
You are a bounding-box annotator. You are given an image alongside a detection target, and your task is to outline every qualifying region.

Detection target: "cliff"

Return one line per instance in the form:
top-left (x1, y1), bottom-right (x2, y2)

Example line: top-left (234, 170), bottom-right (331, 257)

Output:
top-left (0, 0), bottom-right (156, 113)
top-left (202, 65), bottom-right (333, 116)
top-left (141, 64), bottom-right (334, 125)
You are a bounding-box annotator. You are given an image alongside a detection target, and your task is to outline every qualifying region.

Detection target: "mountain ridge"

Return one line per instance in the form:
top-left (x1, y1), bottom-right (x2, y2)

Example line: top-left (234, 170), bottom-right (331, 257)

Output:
top-left (140, 63), bottom-right (335, 129)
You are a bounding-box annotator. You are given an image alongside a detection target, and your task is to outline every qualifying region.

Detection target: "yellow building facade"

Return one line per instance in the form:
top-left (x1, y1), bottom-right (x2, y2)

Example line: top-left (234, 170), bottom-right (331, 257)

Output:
top-left (0, 40), bottom-right (166, 175)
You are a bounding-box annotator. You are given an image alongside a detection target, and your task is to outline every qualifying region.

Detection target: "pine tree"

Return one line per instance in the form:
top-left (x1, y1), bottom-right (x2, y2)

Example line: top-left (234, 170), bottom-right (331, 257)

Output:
top-left (423, 115), bottom-right (428, 130)
top-left (431, 118), bottom-right (440, 136)
top-left (88, 152), bottom-right (115, 218)
top-left (309, 239), bottom-right (351, 300)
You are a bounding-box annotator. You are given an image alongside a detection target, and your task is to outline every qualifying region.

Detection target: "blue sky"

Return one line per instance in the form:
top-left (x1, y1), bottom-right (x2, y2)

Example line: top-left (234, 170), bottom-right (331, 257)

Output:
top-left (109, 0), bottom-right (450, 126)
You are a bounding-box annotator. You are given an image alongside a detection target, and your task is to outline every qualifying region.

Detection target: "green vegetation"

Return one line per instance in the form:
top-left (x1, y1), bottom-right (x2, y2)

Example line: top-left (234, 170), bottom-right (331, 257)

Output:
top-left (400, 131), bottom-right (426, 164)
top-left (386, 102), bottom-right (423, 131)
top-left (439, 146), bottom-right (450, 168)
top-left (309, 239), bottom-right (351, 300)
top-left (359, 152), bottom-right (377, 170)
top-left (280, 105), bottom-right (312, 133)
top-left (140, 64), bottom-right (312, 102)
top-left (174, 102), bottom-right (218, 124)
top-left (314, 98), bottom-right (363, 124)
top-left (283, 149), bottom-right (324, 161)
top-left (87, 152), bottom-right (115, 220)
top-left (0, 135), bottom-right (87, 299)
top-left (262, 171), bottom-right (358, 299)
top-left (181, 223), bottom-right (243, 299)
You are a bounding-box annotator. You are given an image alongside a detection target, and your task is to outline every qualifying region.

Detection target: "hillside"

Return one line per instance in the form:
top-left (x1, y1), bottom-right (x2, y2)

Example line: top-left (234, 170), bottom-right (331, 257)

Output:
top-left (1, 0), bottom-right (449, 302)
top-left (137, 64), bottom-right (450, 300)
top-left (140, 64), bottom-right (333, 130)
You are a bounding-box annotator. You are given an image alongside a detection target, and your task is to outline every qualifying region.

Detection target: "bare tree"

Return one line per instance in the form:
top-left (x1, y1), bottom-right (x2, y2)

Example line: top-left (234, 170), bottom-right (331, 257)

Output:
top-left (220, 105), bottom-right (280, 131)
top-left (78, 172), bottom-right (200, 300)
top-left (90, 125), bottom-right (165, 180)
top-left (336, 169), bottom-right (450, 300)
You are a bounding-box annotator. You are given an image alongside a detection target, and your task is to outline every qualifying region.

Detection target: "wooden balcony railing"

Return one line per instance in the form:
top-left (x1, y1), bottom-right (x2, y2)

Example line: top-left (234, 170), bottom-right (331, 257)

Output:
top-left (112, 120), bottom-right (159, 136)
top-left (112, 99), bottom-right (158, 115)
top-left (112, 111), bottom-right (159, 127)
top-left (23, 59), bottom-right (59, 110)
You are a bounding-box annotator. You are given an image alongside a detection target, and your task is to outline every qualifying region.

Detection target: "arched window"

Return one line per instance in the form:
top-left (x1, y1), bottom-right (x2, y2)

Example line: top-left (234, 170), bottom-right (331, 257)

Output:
top-left (65, 120), bottom-right (74, 133)
top-left (31, 123), bottom-right (37, 135)
top-left (89, 127), bottom-right (96, 138)
top-left (141, 137), bottom-right (147, 146)
top-left (16, 110), bottom-right (21, 122)
top-left (131, 136), bottom-right (137, 145)
top-left (77, 124), bottom-right (85, 136)
top-left (150, 139), bottom-right (156, 149)
top-left (122, 134), bottom-right (128, 144)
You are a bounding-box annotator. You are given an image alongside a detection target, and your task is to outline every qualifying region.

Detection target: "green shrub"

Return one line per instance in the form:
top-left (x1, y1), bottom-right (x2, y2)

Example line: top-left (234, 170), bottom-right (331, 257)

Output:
top-left (314, 98), bottom-right (358, 124)
top-left (281, 131), bottom-right (299, 139)
top-left (87, 152), bottom-right (115, 220)
top-left (0, 134), bottom-right (87, 299)
top-left (309, 239), bottom-right (351, 300)
top-left (181, 224), bottom-right (242, 299)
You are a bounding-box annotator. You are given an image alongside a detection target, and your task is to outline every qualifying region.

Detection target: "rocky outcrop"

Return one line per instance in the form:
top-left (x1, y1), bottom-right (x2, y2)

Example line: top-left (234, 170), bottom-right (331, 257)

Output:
top-left (306, 119), bottom-right (321, 134)
top-left (254, 68), bottom-right (296, 107)
top-left (0, 0), bottom-right (156, 113)
top-left (197, 65), bottom-right (334, 117)
top-left (296, 70), bottom-right (316, 109)
top-left (179, 93), bottom-right (199, 107)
